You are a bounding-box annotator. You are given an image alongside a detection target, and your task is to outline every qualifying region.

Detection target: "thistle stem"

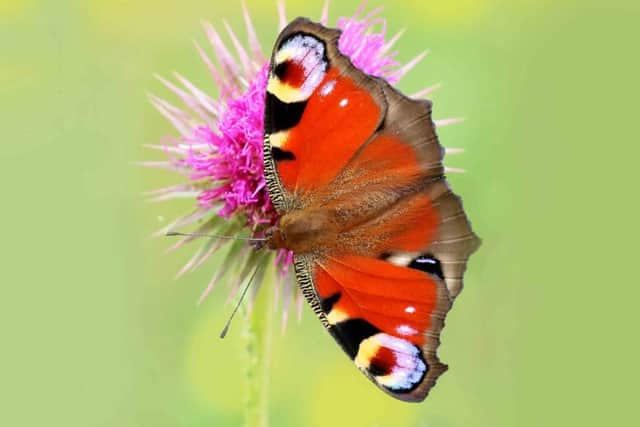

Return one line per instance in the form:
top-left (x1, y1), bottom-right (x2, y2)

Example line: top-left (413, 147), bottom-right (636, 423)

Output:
top-left (243, 265), bottom-right (275, 427)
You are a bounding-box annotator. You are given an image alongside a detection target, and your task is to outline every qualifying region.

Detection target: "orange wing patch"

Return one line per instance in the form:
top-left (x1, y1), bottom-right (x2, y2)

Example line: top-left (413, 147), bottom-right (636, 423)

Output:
top-left (271, 67), bottom-right (382, 193)
top-left (317, 256), bottom-right (439, 347)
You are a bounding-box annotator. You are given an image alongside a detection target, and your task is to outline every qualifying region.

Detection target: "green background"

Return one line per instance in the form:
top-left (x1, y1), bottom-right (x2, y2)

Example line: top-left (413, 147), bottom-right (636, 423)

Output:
top-left (2, 0), bottom-right (638, 426)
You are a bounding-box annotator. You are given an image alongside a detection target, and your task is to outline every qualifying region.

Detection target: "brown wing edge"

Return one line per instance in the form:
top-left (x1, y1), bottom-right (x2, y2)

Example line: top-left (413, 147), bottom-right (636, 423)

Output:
top-left (395, 273), bottom-right (452, 402)
top-left (376, 84), bottom-right (481, 300)
top-left (375, 88), bottom-right (480, 398)
top-left (425, 180), bottom-right (481, 299)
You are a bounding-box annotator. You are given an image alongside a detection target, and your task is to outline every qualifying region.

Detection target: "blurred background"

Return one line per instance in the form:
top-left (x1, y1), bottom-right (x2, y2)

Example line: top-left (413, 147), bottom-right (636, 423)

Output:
top-left (2, 0), bottom-right (639, 426)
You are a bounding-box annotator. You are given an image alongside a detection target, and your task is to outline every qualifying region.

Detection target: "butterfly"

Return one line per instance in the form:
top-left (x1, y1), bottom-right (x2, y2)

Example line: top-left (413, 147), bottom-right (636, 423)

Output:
top-left (261, 18), bottom-right (480, 402)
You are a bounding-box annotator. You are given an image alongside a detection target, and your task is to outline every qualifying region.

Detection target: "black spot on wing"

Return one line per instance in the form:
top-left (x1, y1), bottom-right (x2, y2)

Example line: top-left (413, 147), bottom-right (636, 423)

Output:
top-left (271, 147), bottom-right (295, 162)
top-left (274, 61), bottom-right (289, 80)
top-left (264, 92), bottom-right (307, 134)
top-left (368, 359), bottom-right (393, 377)
top-left (321, 292), bottom-right (340, 314)
top-left (330, 319), bottom-right (380, 360)
top-left (368, 362), bottom-right (391, 377)
top-left (408, 254), bottom-right (444, 280)
top-left (379, 252), bottom-right (392, 260)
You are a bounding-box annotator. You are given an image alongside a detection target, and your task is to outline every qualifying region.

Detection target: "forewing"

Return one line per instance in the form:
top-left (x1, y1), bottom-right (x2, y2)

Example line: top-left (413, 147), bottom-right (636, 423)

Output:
top-left (263, 18), bottom-right (387, 212)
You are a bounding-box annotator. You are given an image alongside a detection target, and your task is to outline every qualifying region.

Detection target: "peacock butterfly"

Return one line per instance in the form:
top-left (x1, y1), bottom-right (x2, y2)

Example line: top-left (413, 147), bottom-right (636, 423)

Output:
top-left (260, 18), bottom-right (480, 402)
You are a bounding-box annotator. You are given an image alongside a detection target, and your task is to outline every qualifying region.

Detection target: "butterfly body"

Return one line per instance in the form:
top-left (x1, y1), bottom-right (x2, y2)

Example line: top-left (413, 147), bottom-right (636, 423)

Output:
top-left (265, 208), bottom-right (338, 253)
top-left (263, 18), bottom-right (480, 402)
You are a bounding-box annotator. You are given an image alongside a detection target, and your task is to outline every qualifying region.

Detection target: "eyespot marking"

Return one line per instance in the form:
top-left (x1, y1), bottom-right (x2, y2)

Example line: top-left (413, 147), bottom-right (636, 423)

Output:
top-left (269, 34), bottom-right (328, 103)
top-left (355, 333), bottom-right (428, 392)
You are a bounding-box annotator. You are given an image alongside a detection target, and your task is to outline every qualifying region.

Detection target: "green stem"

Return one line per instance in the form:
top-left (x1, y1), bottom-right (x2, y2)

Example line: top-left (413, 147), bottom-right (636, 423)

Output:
top-left (243, 266), bottom-right (275, 427)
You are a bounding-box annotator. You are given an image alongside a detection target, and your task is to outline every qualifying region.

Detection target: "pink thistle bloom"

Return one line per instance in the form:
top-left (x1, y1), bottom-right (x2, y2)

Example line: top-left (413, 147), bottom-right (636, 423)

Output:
top-left (144, 1), bottom-right (458, 318)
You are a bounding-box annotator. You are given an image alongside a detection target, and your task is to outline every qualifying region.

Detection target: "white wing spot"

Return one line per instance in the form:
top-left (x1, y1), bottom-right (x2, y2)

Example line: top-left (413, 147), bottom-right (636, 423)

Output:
top-left (405, 306), bottom-right (416, 314)
top-left (397, 325), bottom-right (417, 336)
top-left (387, 252), bottom-right (420, 267)
top-left (339, 98), bottom-right (349, 107)
top-left (320, 80), bottom-right (336, 96)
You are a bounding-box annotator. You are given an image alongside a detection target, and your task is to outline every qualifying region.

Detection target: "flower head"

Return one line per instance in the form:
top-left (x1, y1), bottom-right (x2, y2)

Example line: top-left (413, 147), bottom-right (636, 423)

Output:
top-left (144, 2), bottom-right (453, 318)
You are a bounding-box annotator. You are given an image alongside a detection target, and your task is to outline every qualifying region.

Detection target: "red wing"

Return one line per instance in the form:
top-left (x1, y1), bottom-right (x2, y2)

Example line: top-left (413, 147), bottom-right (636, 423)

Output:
top-left (302, 254), bottom-right (450, 402)
top-left (273, 67), bottom-right (381, 193)
top-left (263, 19), bottom-right (387, 211)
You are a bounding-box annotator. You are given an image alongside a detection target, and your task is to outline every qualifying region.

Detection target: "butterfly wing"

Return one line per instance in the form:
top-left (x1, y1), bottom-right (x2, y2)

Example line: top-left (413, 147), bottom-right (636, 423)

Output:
top-left (264, 18), bottom-right (480, 401)
top-left (263, 20), bottom-right (386, 211)
top-left (295, 253), bottom-right (451, 402)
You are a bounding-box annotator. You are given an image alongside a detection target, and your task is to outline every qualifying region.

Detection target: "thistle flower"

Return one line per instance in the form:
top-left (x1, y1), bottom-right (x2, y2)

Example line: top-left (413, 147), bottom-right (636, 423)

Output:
top-left (144, 1), bottom-right (460, 318)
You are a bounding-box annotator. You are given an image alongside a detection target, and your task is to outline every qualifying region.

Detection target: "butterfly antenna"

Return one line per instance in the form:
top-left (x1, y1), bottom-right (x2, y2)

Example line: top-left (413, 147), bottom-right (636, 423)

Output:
top-left (166, 230), bottom-right (267, 242)
top-left (219, 264), bottom-right (262, 339)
